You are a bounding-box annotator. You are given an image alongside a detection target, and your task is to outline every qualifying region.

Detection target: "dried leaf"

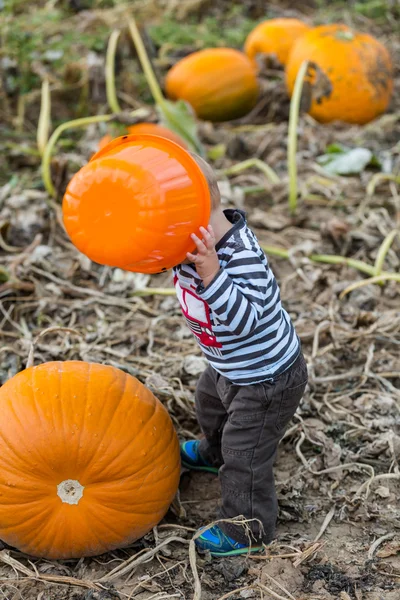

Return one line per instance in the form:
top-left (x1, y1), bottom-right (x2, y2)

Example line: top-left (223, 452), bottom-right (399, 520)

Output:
top-left (376, 540), bottom-right (400, 558)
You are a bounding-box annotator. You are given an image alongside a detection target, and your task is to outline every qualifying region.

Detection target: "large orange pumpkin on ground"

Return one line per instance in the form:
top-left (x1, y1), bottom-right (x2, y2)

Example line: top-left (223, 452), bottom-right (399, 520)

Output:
top-left (63, 134), bottom-right (211, 274)
top-left (0, 361), bottom-right (180, 559)
top-left (285, 24), bottom-right (393, 125)
top-left (244, 18), bottom-right (310, 67)
top-left (165, 48), bottom-right (259, 122)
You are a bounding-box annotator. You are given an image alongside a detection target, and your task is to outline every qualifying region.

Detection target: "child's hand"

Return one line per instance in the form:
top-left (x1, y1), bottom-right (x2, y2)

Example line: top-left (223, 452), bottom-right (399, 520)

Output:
top-left (187, 225), bottom-right (220, 287)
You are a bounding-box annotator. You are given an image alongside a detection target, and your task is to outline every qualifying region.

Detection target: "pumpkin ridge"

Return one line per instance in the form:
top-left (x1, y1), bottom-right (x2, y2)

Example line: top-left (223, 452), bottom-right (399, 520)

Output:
top-left (77, 363), bottom-right (116, 474)
top-left (75, 362), bottom-right (92, 467)
top-left (89, 426), bottom-right (166, 483)
top-left (85, 396), bottom-right (161, 482)
top-left (2, 502), bottom-right (54, 546)
top-left (0, 392), bottom-right (44, 476)
top-left (79, 370), bottom-right (133, 479)
top-left (78, 366), bottom-right (124, 480)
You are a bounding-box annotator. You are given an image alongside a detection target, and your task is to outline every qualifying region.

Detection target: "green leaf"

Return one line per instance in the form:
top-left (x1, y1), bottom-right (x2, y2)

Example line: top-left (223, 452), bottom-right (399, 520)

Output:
top-left (324, 143), bottom-right (347, 154)
top-left (317, 147), bottom-right (379, 175)
top-left (207, 144), bottom-right (226, 161)
top-left (158, 100), bottom-right (204, 156)
top-left (0, 267), bottom-right (9, 283)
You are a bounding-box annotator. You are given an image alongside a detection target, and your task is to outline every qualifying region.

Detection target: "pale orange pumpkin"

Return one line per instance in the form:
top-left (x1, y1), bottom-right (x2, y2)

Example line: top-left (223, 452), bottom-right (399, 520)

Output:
top-left (245, 18), bottom-right (310, 67)
top-left (286, 24), bottom-right (393, 124)
top-left (0, 361), bottom-right (180, 559)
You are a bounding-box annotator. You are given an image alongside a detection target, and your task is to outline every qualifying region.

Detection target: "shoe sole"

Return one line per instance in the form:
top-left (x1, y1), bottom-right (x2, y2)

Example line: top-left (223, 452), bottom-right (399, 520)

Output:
top-left (181, 460), bottom-right (219, 474)
top-left (209, 546), bottom-right (264, 557)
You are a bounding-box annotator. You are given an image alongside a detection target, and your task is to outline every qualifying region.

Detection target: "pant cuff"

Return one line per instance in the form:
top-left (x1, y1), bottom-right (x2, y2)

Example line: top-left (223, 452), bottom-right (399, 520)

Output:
top-left (219, 518), bottom-right (275, 546)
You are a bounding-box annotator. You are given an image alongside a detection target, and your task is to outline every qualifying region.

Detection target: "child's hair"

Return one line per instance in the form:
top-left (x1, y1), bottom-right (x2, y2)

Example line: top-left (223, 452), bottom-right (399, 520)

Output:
top-left (190, 153), bottom-right (221, 210)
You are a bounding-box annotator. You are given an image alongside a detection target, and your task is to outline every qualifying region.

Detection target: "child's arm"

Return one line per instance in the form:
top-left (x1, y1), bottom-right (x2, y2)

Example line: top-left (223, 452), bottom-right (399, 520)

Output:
top-left (187, 226), bottom-right (274, 337)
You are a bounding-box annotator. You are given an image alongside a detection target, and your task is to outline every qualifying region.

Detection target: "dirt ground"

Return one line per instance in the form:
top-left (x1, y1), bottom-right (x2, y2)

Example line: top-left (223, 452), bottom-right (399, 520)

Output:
top-left (1, 1), bottom-right (400, 598)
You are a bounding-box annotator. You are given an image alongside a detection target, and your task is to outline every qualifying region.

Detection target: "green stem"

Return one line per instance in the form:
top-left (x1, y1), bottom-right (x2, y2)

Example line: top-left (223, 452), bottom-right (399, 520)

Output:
top-left (42, 114), bottom-right (114, 197)
top-left (288, 60), bottom-right (309, 215)
top-left (41, 110), bottom-right (144, 197)
top-left (262, 244), bottom-right (400, 291)
top-left (127, 17), bottom-right (165, 108)
top-left (340, 273), bottom-right (400, 299)
top-left (105, 30), bottom-right (122, 114)
top-left (374, 229), bottom-right (399, 277)
top-left (261, 245), bottom-right (289, 259)
top-left (6, 143), bottom-right (41, 157)
top-left (367, 173), bottom-right (400, 196)
top-left (127, 16), bottom-right (204, 156)
top-left (220, 159), bottom-right (280, 186)
top-left (310, 254), bottom-right (376, 277)
top-left (241, 185), bottom-right (267, 195)
top-left (37, 78), bottom-right (51, 156)
top-left (132, 288), bottom-right (176, 296)
top-left (264, 247), bottom-right (376, 277)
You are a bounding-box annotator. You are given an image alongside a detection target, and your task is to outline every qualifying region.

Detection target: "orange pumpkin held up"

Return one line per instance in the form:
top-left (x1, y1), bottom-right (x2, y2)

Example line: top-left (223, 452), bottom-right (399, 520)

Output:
top-left (285, 24), bottom-right (393, 125)
top-left (165, 48), bottom-right (259, 122)
top-left (0, 361), bottom-right (180, 559)
top-left (245, 18), bottom-right (310, 67)
top-left (63, 134), bottom-right (211, 274)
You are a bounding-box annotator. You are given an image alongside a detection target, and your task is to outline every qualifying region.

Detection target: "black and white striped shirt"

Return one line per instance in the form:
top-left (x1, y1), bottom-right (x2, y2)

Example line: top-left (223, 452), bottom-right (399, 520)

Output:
top-left (173, 210), bottom-right (300, 385)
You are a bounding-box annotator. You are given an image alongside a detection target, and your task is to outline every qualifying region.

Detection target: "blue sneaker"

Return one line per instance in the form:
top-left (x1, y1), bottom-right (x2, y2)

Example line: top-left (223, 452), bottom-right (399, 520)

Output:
top-left (180, 441), bottom-right (219, 474)
top-left (195, 524), bottom-right (263, 557)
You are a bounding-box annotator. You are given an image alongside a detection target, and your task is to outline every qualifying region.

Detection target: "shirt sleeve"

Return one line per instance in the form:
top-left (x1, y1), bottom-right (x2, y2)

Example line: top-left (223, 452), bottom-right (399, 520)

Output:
top-left (197, 248), bottom-right (275, 336)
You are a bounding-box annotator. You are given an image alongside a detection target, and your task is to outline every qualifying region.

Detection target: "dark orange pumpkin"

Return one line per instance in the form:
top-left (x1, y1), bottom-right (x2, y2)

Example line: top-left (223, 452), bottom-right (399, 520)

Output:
top-left (165, 48), bottom-right (259, 122)
top-left (286, 24), bottom-right (393, 124)
top-left (0, 361), bottom-right (180, 559)
top-left (63, 134), bottom-right (211, 274)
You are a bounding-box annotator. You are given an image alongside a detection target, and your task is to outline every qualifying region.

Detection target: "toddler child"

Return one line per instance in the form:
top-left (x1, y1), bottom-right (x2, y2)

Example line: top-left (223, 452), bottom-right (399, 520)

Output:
top-left (174, 155), bottom-right (308, 556)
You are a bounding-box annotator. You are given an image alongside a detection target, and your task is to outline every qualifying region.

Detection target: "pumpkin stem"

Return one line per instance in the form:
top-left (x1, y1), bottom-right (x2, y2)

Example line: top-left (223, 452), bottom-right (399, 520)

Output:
top-left (105, 29), bottom-right (122, 114)
top-left (335, 30), bottom-right (355, 41)
top-left (57, 479), bottom-right (84, 505)
top-left (37, 78), bottom-right (51, 156)
top-left (287, 60), bottom-right (309, 215)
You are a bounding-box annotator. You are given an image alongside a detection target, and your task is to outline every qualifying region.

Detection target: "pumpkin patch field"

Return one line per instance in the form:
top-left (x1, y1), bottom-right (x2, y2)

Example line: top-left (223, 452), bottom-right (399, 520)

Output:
top-left (1, 0), bottom-right (400, 598)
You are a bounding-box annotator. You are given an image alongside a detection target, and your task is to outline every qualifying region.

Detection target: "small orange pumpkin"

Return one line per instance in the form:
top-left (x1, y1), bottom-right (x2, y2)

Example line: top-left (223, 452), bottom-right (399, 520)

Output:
top-left (285, 24), bottom-right (393, 124)
top-left (165, 48), bottom-right (259, 122)
top-left (245, 18), bottom-right (310, 67)
top-left (63, 134), bottom-right (210, 274)
top-left (0, 361), bottom-right (180, 559)
top-left (127, 123), bottom-right (188, 148)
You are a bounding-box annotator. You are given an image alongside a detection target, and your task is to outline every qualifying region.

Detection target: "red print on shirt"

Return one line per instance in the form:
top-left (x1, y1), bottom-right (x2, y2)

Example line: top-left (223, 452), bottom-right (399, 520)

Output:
top-left (174, 277), bottom-right (222, 348)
